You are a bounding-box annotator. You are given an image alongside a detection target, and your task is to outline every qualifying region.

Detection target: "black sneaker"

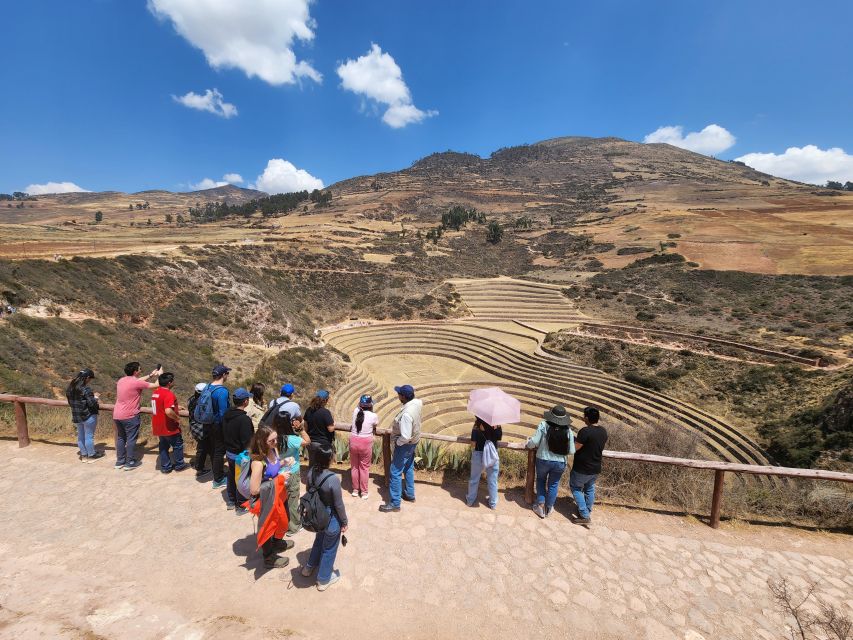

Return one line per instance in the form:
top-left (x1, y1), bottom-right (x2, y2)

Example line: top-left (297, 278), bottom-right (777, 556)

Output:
top-left (173, 464), bottom-right (189, 472)
top-left (573, 516), bottom-right (591, 525)
top-left (123, 460), bottom-right (142, 471)
top-left (160, 468), bottom-right (173, 474)
top-left (90, 451), bottom-right (106, 460)
top-left (379, 504), bottom-right (401, 513)
top-left (402, 494), bottom-right (416, 503)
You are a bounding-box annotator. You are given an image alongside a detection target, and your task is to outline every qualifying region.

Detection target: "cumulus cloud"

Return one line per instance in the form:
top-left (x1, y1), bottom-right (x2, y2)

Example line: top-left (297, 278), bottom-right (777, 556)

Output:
top-left (24, 181), bottom-right (90, 195)
top-left (644, 124), bottom-right (736, 155)
top-left (189, 173), bottom-right (243, 190)
top-left (336, 43), bottom-right (437, 128)
top-left (148, 0), bottom-right (321, 85)
top-left (173, 88), bottom-right (238, 118)
top-left (251, 158), bottom-right (323, 194)
top-left (735, 145), bottom-right (853, 185)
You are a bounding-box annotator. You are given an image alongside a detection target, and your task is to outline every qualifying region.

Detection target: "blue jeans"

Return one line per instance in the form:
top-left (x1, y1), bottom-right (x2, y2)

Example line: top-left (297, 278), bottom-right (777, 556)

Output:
top-left (570, 470), bottom-right (598, 518)
top-left (307, 510), bottom-right (341, 584)
top-left (389, 442), bottom-right (416, 507)
top-left (114, 416), bottom-right (141, 465)
top-left (535, 458), bottom-right (566, 508)
top-left (467, 450), bottom-right (499, 508)
top-left (75, 414), bottom-right (97, 457)
top-left (158, 433), bottom-right (185, 471)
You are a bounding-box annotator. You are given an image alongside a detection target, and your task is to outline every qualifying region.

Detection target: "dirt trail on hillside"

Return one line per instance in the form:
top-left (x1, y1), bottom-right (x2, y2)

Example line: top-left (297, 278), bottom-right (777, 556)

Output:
top-left (0, 441), bottom-right (850, 640)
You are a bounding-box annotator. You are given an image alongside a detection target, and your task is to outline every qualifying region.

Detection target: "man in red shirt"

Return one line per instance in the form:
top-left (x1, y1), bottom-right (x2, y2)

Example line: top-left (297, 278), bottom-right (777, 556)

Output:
top-left (151, 372), bottom-right (188, 474)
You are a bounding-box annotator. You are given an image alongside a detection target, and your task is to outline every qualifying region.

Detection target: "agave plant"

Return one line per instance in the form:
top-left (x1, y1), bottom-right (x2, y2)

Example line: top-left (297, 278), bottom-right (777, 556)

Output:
top-left (445, 446), bottom-right (471, 473)
top-left (333, 437), bottom-right (350, 463)
top-left (415, 439), bottom-right (445, 471)
top-left (371, 440), bottom-right (382, 464)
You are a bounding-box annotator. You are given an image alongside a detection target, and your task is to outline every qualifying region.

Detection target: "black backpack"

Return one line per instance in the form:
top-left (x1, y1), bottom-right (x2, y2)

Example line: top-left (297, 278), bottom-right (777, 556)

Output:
top-left (299, 470), bottom-right (333, 532)
top-left (260, 401), bottom-right (292, 433)
top-left (546, 421), bottom-right (571, 456)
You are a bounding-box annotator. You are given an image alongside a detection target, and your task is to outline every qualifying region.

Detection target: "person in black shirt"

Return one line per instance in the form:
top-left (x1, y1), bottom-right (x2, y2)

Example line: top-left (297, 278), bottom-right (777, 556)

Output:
top-left (466, 418), bottom-right (502, 509)
top-left (304, 390), bottom-right (335, 463)
top-left (222, 387), bottom-right (256, 514)
top-left (570, 406), bottom-right (608, 524)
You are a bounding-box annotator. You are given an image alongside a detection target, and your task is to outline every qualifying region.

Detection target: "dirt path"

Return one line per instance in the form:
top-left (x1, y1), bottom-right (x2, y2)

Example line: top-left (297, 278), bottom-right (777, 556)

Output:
top-left (0, 441), bottom-right (850, 640)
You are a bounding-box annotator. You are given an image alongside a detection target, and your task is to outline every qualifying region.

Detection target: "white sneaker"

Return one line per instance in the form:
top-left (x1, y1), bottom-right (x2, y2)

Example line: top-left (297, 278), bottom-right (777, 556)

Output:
top-left (351, 490), bottom-right (359, 498)
top-left (361, 493), bottom-right (369, 500)
top-left (317, 570), bottom-right (340, 591)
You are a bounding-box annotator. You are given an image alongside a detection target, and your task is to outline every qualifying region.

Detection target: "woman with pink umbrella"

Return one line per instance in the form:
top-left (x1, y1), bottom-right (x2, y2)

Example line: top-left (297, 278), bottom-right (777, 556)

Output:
top-left (466, 387), bottom-right (520, 509)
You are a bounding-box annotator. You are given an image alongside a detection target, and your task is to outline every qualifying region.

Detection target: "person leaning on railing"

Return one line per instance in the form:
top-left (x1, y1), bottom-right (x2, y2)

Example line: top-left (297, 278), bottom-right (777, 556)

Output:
top-left (525, 405), bottom-right (575, 519)
top-left (65, 368), bottom-right (104, 462)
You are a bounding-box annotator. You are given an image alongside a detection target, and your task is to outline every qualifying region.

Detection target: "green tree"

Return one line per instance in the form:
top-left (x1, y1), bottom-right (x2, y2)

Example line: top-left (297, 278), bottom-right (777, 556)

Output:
top-left (176, 213), bottom-right (185, 224)
top-left (486, 221), bottom-right (503, 244)
top-left (826, 180), bottom-right (844, 190)
top-left (94, 210), bottom-right (103, 223)
top-left (128, 204), bottom-right (134, 211)
top-left (845, 181), bottom-right (853, 192)
top-left (164, 214), bottom-right (173, 223)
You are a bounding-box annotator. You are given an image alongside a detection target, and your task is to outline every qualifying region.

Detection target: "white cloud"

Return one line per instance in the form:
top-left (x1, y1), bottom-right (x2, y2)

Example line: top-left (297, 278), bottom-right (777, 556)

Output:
top-left (735, 145), bottom-right (853, 185)
top-left (644, 124), bottom-right (736, 155)
top-left (189, 178), bottom-right (228, 191)
top-left (24, 181), bottom-right (90, 195)
top-left (251, 158), bottom-right (323, 194)
top-left (336, 43), bottom-right (437, 128)
top-left (173, 88), bottom-right (237, 118)
top-left (148, 0), bottom-right (321, 86)
top-left (222, 173), bottom-right (244, 184)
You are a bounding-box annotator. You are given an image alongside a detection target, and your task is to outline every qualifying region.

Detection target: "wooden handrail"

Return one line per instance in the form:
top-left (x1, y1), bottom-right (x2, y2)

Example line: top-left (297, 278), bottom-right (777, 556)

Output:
top-left (3, 394), bottom-right (851, 529)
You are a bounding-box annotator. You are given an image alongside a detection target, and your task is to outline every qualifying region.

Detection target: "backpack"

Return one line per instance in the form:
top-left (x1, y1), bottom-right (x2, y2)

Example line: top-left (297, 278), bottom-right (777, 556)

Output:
top-left (299, 470), bottom-right (333, 532)
top-left (235, 451), bottom-right (253, 499)
top-left (187, 394), bottom-right (204, 441)
top-left (193, 384), bottom-right (218, 425)
top-left (546, 422), bottom-right (571, 456)
top-left (258, 401), bottom-right (291, 432)
top-left (482, 440), bottom-right (499, 469)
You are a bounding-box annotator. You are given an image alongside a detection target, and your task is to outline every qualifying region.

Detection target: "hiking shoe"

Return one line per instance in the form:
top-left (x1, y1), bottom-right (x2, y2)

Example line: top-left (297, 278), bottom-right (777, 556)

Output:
top-left (402, 494), bottom-right (416, 503)
top-left (533, 504), bottom-right (545, 519)
top-left (225, 502), bottom-right (235, 510)
top-left (173, 463), bottom-right (189, 472)
top-left (379, 504), bottom-right (400, 513)
top-left (317, 570), bottom-right (340, 591)
top-left (123, 460), bottom-right (141, 471)
top-left (212, 478), bottom-right (227, 489)
top-left (263, 554), bottom-right (289, 569)
top-left (286, 526), bottom-right (303, 537)
top-left (195, 469), bottom-right (211, 479)
top-left (274, 539), bottom-right (295, 552)
top-left (300, 565), bottom-right (315, 577)
top-left (235, 507), bottom-right (248, 516)
top-left (90, 451), bottom-right (105, 460)
top-left (573, 516), bottom-right (591, 525)
top-left (160, 468), bottom-right (173, 474)
top-left (351, 490), bottom-right (360, 498)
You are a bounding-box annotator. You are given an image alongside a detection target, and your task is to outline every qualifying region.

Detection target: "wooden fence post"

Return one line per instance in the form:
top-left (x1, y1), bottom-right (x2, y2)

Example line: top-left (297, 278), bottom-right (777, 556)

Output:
top-left (524, 448), bottom-right (536, 505)
top-left (709, 469), bottom-right (725, 528)
top-left (382, 432), bottom-right (392, 487)
top-left (14, 400), bottom-right (30, 448)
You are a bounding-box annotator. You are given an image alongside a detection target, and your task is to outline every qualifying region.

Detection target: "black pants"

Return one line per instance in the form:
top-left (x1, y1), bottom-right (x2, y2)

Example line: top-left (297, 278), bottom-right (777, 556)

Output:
top-left (194, 424), bottom-right (213, 474)
top-left (226, 457), bottom-right (243, 507)
top-left (212, 422), bottom-right (226, 482)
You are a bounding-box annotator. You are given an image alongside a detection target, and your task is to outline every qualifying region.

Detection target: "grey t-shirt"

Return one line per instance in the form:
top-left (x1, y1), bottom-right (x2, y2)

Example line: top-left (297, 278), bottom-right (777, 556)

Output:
top-left (268, 396), bottom-right (302, 420)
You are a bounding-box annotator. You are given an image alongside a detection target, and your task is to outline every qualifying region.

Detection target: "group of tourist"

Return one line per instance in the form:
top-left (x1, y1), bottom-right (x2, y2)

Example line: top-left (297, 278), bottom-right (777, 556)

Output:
top-left (64, 361), bottom-right (609, 588)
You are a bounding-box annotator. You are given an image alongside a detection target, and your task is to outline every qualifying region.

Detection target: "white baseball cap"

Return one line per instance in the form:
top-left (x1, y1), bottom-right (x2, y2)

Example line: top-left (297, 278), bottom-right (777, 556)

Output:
top-left (195, 382), bottom-right (207, 393)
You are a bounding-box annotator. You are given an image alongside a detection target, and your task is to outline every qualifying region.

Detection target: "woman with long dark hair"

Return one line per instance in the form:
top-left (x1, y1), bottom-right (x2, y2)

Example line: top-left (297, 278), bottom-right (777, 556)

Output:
top-left (466, 417), bottom-right (502, 509)
top-left (300, 442), bottom-right (348, 591)
top-left (304, 389), bottom-right (334, 464)
top-left (65, 368), bottom-right (103, 462)
top-left (245, 382), bottom-right (266, 427)
top-left (349, 394), bottom-right (378, 499)
top-left (272, 407), bottom-right (310, 535)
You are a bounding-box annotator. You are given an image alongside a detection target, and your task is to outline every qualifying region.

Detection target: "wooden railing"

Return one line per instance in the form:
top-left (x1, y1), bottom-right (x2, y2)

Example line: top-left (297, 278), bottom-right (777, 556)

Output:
top-left (3, 393), bottom-right (852, 529)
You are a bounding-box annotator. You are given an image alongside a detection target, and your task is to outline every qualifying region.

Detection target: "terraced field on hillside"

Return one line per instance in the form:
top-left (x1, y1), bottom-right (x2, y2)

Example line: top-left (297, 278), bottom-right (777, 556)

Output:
top-left (324, 278), bottom-right (774, 470)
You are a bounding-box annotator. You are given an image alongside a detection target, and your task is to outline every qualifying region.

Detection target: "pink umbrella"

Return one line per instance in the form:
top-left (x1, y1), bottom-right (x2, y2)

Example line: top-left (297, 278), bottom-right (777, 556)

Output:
top-left (467, 387), bottom-right (521, 426)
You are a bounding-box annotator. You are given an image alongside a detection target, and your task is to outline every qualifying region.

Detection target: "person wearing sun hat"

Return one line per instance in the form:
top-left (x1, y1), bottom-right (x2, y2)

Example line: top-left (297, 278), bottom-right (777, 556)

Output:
top-left (349, 394), bottom-right (378, 499)
top-left (525, 404), bottom-right (575, 519)
top-left (380, 384), bottom-right (422, 513)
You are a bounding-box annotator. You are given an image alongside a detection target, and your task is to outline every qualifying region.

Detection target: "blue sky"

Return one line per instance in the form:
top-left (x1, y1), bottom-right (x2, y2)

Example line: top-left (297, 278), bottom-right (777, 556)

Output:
top-left (2, 0), bottom-right (852, 195)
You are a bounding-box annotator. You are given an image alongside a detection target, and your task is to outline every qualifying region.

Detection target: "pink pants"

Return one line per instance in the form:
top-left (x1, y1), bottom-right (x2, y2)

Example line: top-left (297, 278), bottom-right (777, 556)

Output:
top-left (349, 435), bottom-right (373, 494)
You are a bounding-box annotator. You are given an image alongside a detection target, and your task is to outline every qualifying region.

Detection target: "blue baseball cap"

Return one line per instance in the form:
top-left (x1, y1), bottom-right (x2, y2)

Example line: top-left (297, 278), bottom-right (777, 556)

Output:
top-left (212, 364), bottom-right (231, 378)
top-left (394, 384), bottom-right (415, 400)
top-left (233, 387), bottom-right (251, 401)
top-left (280, 383), bottom-right (295, 396)
top-left (315, 389), bottom-right (330, 400)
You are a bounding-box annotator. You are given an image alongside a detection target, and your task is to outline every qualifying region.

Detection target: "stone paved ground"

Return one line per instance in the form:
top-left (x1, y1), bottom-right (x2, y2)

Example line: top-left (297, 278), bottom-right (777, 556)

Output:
top-left (0, 440), bottom-right (851, 640)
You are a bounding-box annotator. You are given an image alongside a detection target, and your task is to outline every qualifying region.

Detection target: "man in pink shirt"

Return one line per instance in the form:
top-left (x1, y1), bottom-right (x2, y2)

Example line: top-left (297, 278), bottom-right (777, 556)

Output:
top-left (113, 361), bottom-right (162, 470)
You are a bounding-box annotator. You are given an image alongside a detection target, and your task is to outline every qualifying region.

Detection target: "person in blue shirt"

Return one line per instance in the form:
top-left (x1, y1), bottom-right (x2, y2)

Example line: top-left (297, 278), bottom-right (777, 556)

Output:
top-left (209, 364), bottom-right (232, 490)
top-left (525, 405), bottom-right (575, 519)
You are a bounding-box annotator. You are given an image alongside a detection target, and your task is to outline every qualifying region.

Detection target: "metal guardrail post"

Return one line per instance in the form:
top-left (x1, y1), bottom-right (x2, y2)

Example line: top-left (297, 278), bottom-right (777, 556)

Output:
top-left (14, 400), bottom-right (30, 448)
top-left (710, 469), bottom-right (725, 528)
